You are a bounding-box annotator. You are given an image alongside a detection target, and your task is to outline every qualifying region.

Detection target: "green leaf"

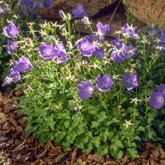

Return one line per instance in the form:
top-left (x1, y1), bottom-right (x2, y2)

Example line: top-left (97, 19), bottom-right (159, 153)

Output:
top-left (127, 148), bottom-right (139, 158)
top-left (101, 130), bottom-right (109, 142)
top-left (92, 137), bottom-right (101, 148)
top-left (97, 146), bottom-right (109, 157)
top-left (49, 121), bottom-right (55, 130)
top-left (117, 150), bottom-right (124, 159)
top-left (134, 136), bottom-right (141, 141)
top-left (113, 139), bottom-right (124, 149)
top-left (137, 126), bottom-right (145, 132)
top-left (83, 143), bottom-right (93, 153)
top-left (61, 142), bottom-right (71, 151)
top-left (91, 121), bottom-right (99, 128)
top-left (64, 120), bottom-right (70, 128)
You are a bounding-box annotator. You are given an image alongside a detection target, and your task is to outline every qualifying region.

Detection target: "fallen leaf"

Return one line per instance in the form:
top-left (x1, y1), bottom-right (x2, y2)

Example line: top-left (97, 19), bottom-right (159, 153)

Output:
top-left (0, 112), bottom-right (5, 119)
top-left (71, 147), bottom-right (78, 162)
top-left (0, 136), bottom-right (8, 142)
top-left (54, 152), bottom-right (69, 164)
top-left (13, 139), bottom-right (26, 152)
top-left (9, 116), bottom-right (17, 126)
top-left (103, 161), bottom-right (119, 165)
top-left (88, 153), bottom-right (104, 163)
top-left (14, 90), bottom-right (23, 97)
top-left (36, 148), bottom-right (48, 158)
top-left (2, 97), bottom-right (11, 105)
top-left (160, 159), bottom-right (165, 165)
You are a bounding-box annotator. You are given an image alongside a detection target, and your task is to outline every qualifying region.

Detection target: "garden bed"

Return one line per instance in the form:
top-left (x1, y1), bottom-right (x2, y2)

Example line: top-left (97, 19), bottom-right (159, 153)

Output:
top-left (0, 1), bottom-right (165, 164)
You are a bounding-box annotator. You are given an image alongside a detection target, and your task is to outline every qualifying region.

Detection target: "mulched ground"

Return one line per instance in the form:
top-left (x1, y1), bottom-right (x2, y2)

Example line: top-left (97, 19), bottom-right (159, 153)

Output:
top-left (0, 90), bottom-right (165, 165)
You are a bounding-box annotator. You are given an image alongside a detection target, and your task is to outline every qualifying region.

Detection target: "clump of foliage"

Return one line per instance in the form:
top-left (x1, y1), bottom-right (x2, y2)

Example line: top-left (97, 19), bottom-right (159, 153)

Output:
top-left (1, 0), bottom-right (165, 159)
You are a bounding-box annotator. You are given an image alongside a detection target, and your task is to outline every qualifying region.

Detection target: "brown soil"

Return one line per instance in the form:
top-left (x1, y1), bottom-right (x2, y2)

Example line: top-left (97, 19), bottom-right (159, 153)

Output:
top-left (0, 90), bottom-right (165, 165)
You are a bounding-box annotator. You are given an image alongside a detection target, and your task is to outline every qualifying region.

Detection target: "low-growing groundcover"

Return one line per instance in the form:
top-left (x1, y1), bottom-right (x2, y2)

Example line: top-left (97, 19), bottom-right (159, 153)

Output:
top-left (0, 1), bottom-right (165, 159)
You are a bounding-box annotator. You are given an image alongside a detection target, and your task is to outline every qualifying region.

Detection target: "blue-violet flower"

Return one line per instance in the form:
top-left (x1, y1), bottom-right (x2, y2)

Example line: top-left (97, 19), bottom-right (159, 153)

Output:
top-left (7, 40), bottom-right (19, 55)
top-left (122, 72), bottom-right (138, 90)
top-left (43, 0), bottom-right (53, 8)
top-left (96, 21), bottom-right (110, 36)
top-left (38, 44), bottom-right (55, 61)
top-left (93, 47), bottom-right (104, 60)
top-left (2, 71), bottom-right (21, 87)
top-left (124, 45), bottom-right (136, 59)
top-left (3, 22), bottom-right (19, 38)
top-left (76, 38), bottom-right (96, 57)
top-left (156, 84), bottom-right (165, 98)
top-left (78, 80), bottom-right (94, 99)
top-left (72, 4), bottom-right (87, 19)
top-left (54, 42), bottom-right (70, 64)
top-left (12, 56), bottom-right (32, 73)
top-left (121, 24), bottom-right (137, 39)
top-left (0, 3), bottom-right (7, 17)
top-left (96, 75), bottom-right (114, 92)
top-left (149, 92), bottom-right (164, 109)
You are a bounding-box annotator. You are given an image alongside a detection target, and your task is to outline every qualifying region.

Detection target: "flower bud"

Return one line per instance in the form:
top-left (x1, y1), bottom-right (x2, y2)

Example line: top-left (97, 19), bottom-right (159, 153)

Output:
top-left (59, 10), bottom-right (67, 20)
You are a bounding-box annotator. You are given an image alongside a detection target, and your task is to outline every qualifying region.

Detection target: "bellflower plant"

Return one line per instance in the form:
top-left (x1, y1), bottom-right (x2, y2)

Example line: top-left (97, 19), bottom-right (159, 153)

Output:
top-left (156, 84), bottom-right (165, 98)
top-left (72, 4), bottom-right (87, 19)
top-left (110, 40), bottom-right (136, 62)
top-left (159, 30), bottom-right (165, 42)
top-left (54, 55), bottom-right (70, 64)
top-left (96, 75), bottom-right (114, 92)
top-left (124, 45), bottom-right (136, 59)
top-left (85, 33), bottom-right (98, 42)
top-left (122, 72), bottom-right (138, 90)
top-left (12, 56), bottom-right (32, 73)
top-left (121, 23), bottom-right (138, 39)
top-left (43, 0), bottom-right (53, 9)
top-left (78, 80), bottom-right (94, 99)
top-left (96, 21), bottom-right (110, 43)
top-left (7, 40), bottom-right (19, 55)
top-left (149, 92), bottom-right (164, 110)
top-left (38, 44), bottom-right (56, 61)
top-left (96, 21), bottom-right (110, 36)
top-left (76, 38), bottom-right (96, 57)
top-left (93, 47), bottom-right (104, 60)
top-left (2, 2), bottom-right (165, 160)
top-left (20, 0), bottom-right (41, 10)
top-left (59, 10), bottom-right (67, 20)
top-left (157, 30), bottom-right (165, 53)
top-left (147, 27), bottom-right (158, 37)
top-left (18, 0), bottom-right (53, 17)
top-left (110, 41), bottom-right (126, 63)
top-left (2, 71), bottom-right (21, 87)
top-left (3, 22), bottom-right (19, 38)
top-left (53, 42), bottom-right (70, 64)
top-left (54, 42), bottom-right (67, 56)
top-left (0, 3), bottom-right (7, 17)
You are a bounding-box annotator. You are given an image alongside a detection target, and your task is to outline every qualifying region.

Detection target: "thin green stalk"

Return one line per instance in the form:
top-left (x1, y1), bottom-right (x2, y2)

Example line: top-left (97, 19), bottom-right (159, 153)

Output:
top-left (66, 15), bottom-right (72, 42)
